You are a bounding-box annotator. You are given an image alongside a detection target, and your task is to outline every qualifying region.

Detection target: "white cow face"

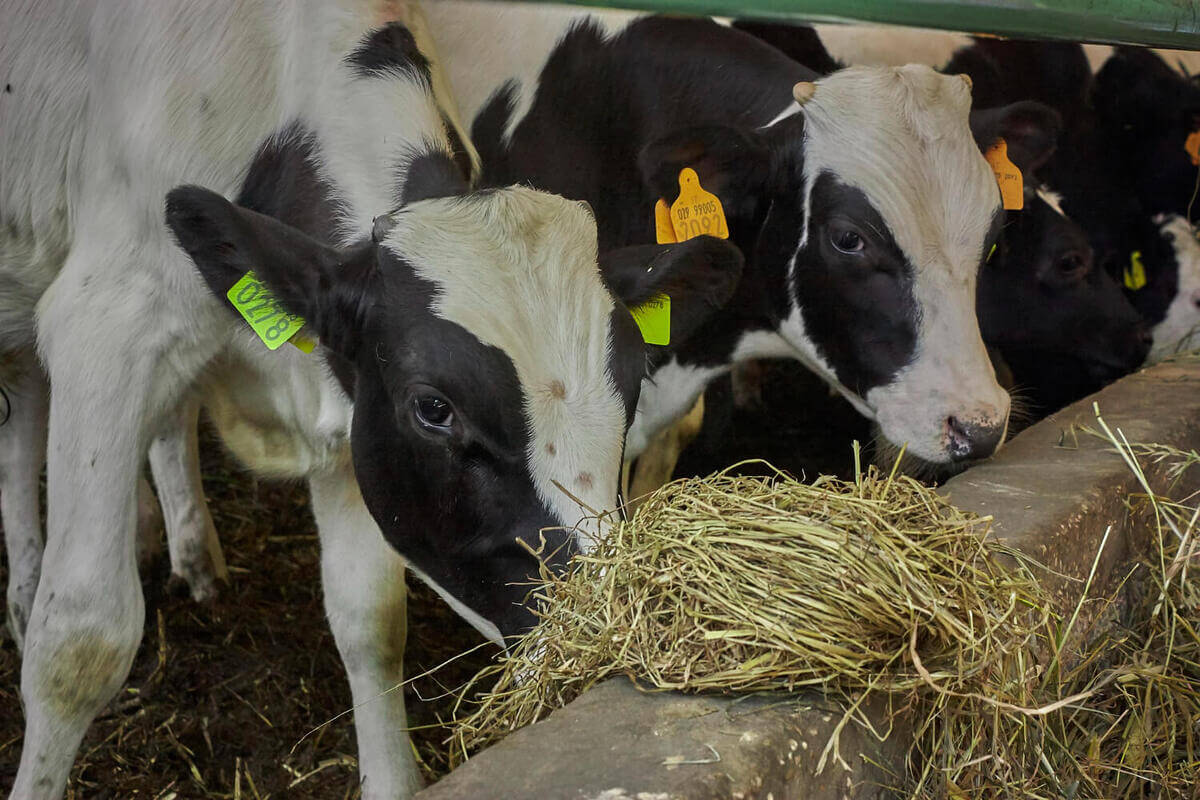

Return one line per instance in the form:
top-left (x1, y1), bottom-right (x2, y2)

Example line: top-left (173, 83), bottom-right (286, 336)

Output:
top-left (644, 66), bottom-right (1027, 464)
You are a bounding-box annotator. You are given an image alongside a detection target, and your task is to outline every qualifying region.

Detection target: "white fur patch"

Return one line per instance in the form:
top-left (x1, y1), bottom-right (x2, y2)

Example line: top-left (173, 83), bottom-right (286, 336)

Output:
top-left (1036, 187), bottom-right (1067, 218)
top-left (386, 187), bottom-right (625, 550)
top-left (625, 359), bottom-right (723, 460)
top-left (1149, 215), bottom-right (1200, 362)
top-left (793, 66), bottom-right (1009, 462)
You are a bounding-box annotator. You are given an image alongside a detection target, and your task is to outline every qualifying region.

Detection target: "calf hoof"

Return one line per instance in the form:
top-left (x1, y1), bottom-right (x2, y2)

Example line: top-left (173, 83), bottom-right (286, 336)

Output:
top-left (167, 547), bottom-right (228, 603)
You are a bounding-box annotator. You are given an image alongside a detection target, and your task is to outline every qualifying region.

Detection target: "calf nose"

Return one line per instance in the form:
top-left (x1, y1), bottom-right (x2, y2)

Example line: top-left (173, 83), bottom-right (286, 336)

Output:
top-left (946, 415), bottom-right (1005, 462)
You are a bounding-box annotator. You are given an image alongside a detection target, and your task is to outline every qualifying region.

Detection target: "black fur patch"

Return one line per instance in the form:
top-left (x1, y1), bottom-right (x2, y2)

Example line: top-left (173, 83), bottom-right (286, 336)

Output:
top-left (400, 149), bottom-right (468, 205)
top-left (346, 22), bottom-right (431, 85)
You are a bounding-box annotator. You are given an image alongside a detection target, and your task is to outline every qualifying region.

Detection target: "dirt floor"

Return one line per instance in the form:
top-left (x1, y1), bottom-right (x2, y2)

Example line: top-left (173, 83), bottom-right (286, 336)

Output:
top-left (0, 420), bottom-right (493, 799)
top-left (0, 361), bottom-right (872, 799)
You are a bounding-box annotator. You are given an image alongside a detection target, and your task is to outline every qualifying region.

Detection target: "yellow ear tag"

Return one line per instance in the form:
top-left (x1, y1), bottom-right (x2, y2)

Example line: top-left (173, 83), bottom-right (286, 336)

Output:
top-left (227, 271), bottom-right (310, 351)
top-left (984, 138), bottom-right (1023, 211)
top-left (654, 199), bottom-right (678, 244)
top-left (630, 293), bottom-right (670, 346)
top-left (1123, 250), bottom-right (1147, 291)
top-left (1185, 130), bottom-right (1200, 167)
top-left (987, 243), bottom-right (997, 263)
top-left (669, 168), bottom-right (729, 242)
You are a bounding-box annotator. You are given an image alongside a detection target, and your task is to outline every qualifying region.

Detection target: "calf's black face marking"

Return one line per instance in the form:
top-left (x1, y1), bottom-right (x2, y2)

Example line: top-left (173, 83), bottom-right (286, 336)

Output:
top-left (789, 172), bottom-right (919, 395)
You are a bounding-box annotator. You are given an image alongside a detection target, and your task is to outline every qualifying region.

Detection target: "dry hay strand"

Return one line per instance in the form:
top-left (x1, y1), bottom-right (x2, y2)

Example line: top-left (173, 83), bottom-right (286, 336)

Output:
top-left (449, 453), bottom-right (1052, 778)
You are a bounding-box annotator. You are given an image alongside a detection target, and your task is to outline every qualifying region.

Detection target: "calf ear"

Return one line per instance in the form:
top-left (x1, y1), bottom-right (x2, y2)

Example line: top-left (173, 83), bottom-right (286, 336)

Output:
top-left (638, 126), bottom-right (772, 221)
top-left (165, 185), bottom-right (372, 358)
top-left (969, 100), bottom-right (1062, 173)
top-left (600, 236), bottom-right (744, 347)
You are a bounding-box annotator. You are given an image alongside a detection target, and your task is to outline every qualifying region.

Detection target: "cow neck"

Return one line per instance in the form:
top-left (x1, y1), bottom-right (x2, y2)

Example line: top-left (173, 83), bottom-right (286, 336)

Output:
top-left (473, 16), bottom-right (812, 370)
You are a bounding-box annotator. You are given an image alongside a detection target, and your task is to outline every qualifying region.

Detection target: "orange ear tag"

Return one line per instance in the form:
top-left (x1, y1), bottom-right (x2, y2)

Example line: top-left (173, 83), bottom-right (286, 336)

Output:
top-left (984, 139), bottom-right (1023, 211)
top-left (1185, 130), bottom-right (1200, 167)
top-left (654, 199), bottom-right (678, 244)
top-left (669, 168), bottom-right (729, 242)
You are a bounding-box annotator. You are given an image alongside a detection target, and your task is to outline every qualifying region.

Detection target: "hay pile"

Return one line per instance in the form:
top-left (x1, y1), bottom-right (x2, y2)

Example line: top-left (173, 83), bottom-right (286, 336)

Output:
top-left (449, 422), bottom-right (1200, 797)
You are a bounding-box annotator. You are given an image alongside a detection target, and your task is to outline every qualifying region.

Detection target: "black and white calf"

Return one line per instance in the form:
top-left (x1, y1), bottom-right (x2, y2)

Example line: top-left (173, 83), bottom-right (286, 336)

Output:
top-left (777, 24), bottom-right (1200, 365)
top-left (424, 2), bottom-right (1020, 467)
top-left (0, 3), bottom-right (739, 798)
top-left (732, 21), bottom-right (1152, 414)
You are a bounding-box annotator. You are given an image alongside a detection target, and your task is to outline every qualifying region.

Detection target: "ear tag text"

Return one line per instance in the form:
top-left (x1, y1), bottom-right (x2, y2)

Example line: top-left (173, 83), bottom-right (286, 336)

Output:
top-left (1186, 130), bottom-right (1200, 167)
top-left (653, 167), bottom-right (729, 244)
top-left (984, 139), bottom-right (1023, 211)
top-left (227, 271), bottom-right (311, 352)
top-left (1123, 250), bottom-right (1147, 291)
top-left (630, 293), bottom-right (671, 346)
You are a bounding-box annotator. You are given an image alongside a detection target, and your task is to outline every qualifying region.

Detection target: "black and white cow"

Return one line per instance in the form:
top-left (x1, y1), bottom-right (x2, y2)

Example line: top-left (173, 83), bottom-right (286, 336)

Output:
top-left (0, 3), bottom-right (739, 798)
top-left (733, 21), bottom-right (1152, 415)
top-left (945, 39), bottom-right (1200, 367)
top-left (424, 1), bottom-right (1021, 468)
top-left (780, 24), bottom-right (1200, 367)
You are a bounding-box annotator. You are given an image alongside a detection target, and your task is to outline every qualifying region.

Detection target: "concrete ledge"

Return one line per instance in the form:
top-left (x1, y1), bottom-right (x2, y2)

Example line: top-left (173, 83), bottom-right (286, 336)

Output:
top-left (419, 360), bottom-right (1200, 800)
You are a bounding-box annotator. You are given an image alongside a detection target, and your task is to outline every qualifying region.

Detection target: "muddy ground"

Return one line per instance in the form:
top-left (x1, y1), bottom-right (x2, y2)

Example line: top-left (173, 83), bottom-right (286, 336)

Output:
top-left (0, 360), bottom-right (867, 798)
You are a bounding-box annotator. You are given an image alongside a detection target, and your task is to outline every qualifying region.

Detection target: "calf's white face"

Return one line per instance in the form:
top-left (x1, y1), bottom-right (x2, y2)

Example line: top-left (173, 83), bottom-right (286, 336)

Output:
top-left (783, 66), bottom-right (1010, 463)
top-left (168, 179), bottom-right (742, 643)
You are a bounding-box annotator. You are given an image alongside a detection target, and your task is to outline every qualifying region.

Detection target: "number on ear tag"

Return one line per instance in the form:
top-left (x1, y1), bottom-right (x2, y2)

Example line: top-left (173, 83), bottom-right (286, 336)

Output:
top-left (670, 168), bottom-right (729, 242)
top-left (630, 294), bottom-right (670, 346)
top-left (1123, 251), bottom-right (1147, 291)
top-left (984, 139), bottom-right (1023, 211)
top-left (227, 271), bottom-right (309, 351)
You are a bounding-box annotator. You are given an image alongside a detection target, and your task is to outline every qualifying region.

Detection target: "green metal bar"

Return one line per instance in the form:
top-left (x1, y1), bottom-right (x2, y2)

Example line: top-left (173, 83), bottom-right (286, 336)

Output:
top-left (523, 0), bottom-right (1200, 50)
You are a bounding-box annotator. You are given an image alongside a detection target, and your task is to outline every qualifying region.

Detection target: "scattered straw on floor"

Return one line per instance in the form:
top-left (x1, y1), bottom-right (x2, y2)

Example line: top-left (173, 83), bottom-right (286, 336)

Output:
top-left (447, 412), bottom-right (1200, 798)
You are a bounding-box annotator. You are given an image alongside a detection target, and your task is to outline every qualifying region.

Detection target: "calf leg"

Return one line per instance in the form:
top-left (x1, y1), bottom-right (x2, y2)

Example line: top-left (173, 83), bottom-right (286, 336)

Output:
top-left (149, 395), bottom-right (226, 600)
top-left (1, 350), bottom-right (49, 650)
top-left (310, 467), bottom-right (421, 800)
top-left (12, 253), bottom-right (215, 799)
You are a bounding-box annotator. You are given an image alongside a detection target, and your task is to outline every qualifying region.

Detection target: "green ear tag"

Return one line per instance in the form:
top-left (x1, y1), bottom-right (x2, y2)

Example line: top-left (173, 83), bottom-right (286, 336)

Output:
top-left (1123, 251), bottom-right (1147, 291)
top-left (987, 243), bottom-right (997, 263)
top-left (630, 294), bottom-right (671, 346)
top-left (227, 271), bottom-right (308, 351)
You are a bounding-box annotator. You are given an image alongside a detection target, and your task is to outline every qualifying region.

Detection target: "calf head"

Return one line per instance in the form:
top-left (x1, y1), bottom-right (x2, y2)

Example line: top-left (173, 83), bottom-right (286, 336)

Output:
top-left (979, 186), bottom-right (1150, 401)
top-left (971, 100), bottom-right (1150, 394)
top-left (643, 66), bottom-right (1018, 464)
top-left (166, 181), bottom-right (741, 643)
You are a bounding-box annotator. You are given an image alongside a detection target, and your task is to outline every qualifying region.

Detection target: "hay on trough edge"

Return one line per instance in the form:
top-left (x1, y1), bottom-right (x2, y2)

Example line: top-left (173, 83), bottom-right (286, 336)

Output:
top-left (443, 409), bottom-right (1200, 798)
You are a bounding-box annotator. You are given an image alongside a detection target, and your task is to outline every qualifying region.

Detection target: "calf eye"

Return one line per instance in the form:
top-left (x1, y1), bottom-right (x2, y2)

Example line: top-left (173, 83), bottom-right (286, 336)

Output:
top-left (414, 395), bottom-right (455, 431)
top-left (1057, 251), bottom-right (1089, 278)
top-left (831, 228), bottom-right (865, 255)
